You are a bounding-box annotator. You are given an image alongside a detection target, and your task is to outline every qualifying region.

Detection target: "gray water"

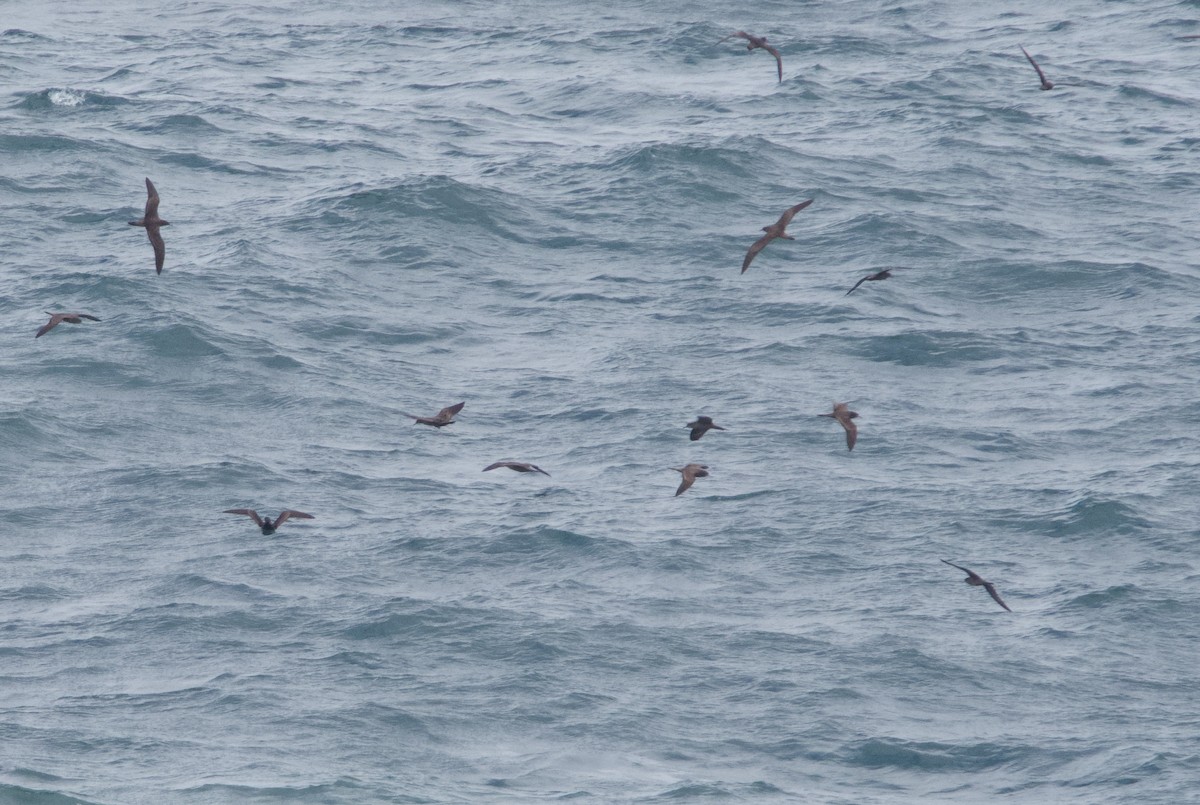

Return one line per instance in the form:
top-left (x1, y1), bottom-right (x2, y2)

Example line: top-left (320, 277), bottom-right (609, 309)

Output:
top-left (2, 1), bottom-right (1199, 802)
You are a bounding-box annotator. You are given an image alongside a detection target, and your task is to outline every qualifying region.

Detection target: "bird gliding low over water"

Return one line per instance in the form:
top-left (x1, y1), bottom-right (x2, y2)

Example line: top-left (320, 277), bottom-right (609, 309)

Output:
top-left (35, 312), bottom-right (100, 338)
top-left (941, 559), bottom-right (1012, 611)
top-left (483, 461), bottom-right (550, 476)
top-left (718, 31), bottom-right (783, 83)
top-left (741, 200), bottom-right (813, 274)
top-left (686, 416), bottom-right (725, 441)
top-left (819, 402), bottom-right (859, 451)
top-left (128, 177), bottom-right (169, 274)
top-left (223, 509), bottom-right (315, 535)
top-left (401, 401), bottom-right (465, 428)
top-left (845, 269), bottom-right (904, 295)
top-left (671, 463), bottom-right (709, 496)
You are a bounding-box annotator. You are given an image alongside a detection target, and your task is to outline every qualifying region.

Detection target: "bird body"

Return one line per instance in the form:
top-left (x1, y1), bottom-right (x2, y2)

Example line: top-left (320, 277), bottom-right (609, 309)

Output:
top-left (223, 508), bottom-right (314, 535)
top-left (941, 559), bottom-right (1012, 611)
top-left (671, 463), bottom-right (710, 496)
top-left (402, 401), bottom-right (465, 428)
top-left (720, 31), bottom-right (783, 82)
top-left (483, 461), bottom-right (550, 476)
top-left (686, 416), bottom-right (725, 441)
top-left (819, 402), bottom-right (859, 451)
top-left (128, 177), bottom-right (169, 274)
top-left (741, 200), bottom-right (813, 274)
top-left (36, 311), bottom-right (100, 338)
top-left (1020, 46), bottom-right (1054, 90)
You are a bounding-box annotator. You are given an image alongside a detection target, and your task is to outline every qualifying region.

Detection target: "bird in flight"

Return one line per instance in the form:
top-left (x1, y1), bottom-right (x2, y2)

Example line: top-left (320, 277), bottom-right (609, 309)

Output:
top-left (741, 200), bottom-right (813, 274)
top-left (1020, 46), bottom-right (1054, 91)
top-left (483, 461), bottom-right (550, 476)
top-left (223, 509), bottom-right (314, 535)
top-left (401, 401), bottom-right (465, 428)
top-left (845, 268), bottom-right (903, 295)
top-left (35, 311), bottom-right (100, 338)
top-left (128, 177), bottom-right (170, 274)
top-left (941, 559), bottom-right (1012, 612)
top-left (686, 416), bottom-right (725, 441)
top-left (719, 31), bottom-right (783, 82)
top-left (819, 402), bottom-right (859, 451)
top-left (671, 463), bottom-right (710, 496)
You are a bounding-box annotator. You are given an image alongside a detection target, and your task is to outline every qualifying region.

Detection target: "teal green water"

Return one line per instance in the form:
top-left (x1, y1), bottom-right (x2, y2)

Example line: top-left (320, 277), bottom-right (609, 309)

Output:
top-left (1, 2), bottom-right (1198, 802)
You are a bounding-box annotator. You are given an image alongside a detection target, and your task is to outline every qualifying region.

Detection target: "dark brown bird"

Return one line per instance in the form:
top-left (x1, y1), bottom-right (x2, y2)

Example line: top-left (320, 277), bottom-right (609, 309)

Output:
top-left (223, 508), bottom-right (314, 535)
top-left (35, 311), bottom-right (100, 338)
top-left (1020, 46), bottom-right (1054, 91)
top-left (846, 269), bottom-right (899, 295)
top-left (483, 461), bottom-right (550, 476)
top-left (128, 177), bottom-right (170, 274)
top-left (818, 402), bottom-right (858, 451)
top-left (686, 416), bottom-right (725, 441)
top-left (741, 200), bottom-right (813, 274)
top-left (401, 401), bottom-right (465, 428)
top-left (671, 463), bottom-right (709, 496)
top-left (941, 559), bottom-right (1012, 612)
top-left (720, 31), bottom-right (783, 82)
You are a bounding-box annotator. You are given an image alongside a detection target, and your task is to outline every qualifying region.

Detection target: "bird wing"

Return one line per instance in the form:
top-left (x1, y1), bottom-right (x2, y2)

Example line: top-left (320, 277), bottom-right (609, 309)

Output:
top-left (434, 401), bottom-right (466, 423)
top-left (838, 413), bottom-right (857, 450)
top-left (940, 558), bottom-right (971, 575)
top-left (846, 274), bottom-right (871, 295)
top-left (765, 44), bottom-right (783, 81)
top-left (719, 31), bottom-right (751, 43)
top-left (530, 464), bottom-right (550, 476)
top-left (76, 314), bottom-right (101, 321)
top-left (741, 233), bottom-right (774, 273)
top-left (1020, 46), bottom-right (1050, 87)
top-left (941, 559), bottom-right (986, 586)
top-left (776, 199), bottom-right (814, 228)
top-left (35, 316), bottom-right (62, 338)
top-left (675, 473), bottom-right (695, 496)
top-left (482, 462), bottom-right (508, 472)
top-left (983, 582), bottom-right (1012, 612)
top-left (147, 226), bottom-right (165, 274)
top-left (275, 510), bottom-right (314, 527)
top-left (144, 178), bottom-right (160, 218)
top-left (224, 508), bottom-right (263, 526)
top-left (688, 425), bottom-right (706, 441)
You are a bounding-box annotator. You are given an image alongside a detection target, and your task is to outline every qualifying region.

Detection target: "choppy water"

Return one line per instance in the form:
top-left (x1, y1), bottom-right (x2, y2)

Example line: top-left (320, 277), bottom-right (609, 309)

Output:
top-left (2, 1), bottom-right (1199, 803)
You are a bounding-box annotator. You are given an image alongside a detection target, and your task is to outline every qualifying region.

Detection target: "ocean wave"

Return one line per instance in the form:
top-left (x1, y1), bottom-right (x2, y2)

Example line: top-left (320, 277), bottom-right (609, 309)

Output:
top-left (0, 782), bottom-right (104, 805)
top-left (840, 737), bottom-right (1038, 771)
top-left (15, 88), bottom-right (129, 111)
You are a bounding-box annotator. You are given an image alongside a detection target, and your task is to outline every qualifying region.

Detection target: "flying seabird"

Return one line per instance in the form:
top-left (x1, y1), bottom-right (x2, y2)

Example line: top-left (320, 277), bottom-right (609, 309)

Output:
top-left (846, 268), bottom-right (904, 295)
top-left (686, 416), bottom-right (725, 441)
top-left (483, 461), bottom-right (550, 476)
top-left (741, 200), bottom-right (813, 274)
top-left (35, 311), bottom-right (100, 338)
top-left (223, 508), bottom-right (314, 535)
top-left (941, 559), bottom-right (1012, 612)
top-left (671, 463), bottom-right (710, 496)
top-left (128, 177), bottom-right (170, 274)
top-left (819, 402), bottom-right (859, 451)
top-left (719, 31), bottom-right (783, 82)
top-left (1020, 46), bottom-right (1054, 91)
top-left (401, 401), bottom-right (465, 428)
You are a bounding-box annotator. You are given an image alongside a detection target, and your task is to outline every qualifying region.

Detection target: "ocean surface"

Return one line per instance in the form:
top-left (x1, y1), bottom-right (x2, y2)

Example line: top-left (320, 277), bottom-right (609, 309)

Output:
top-left (1, 1), bottom-right (1199, 802)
